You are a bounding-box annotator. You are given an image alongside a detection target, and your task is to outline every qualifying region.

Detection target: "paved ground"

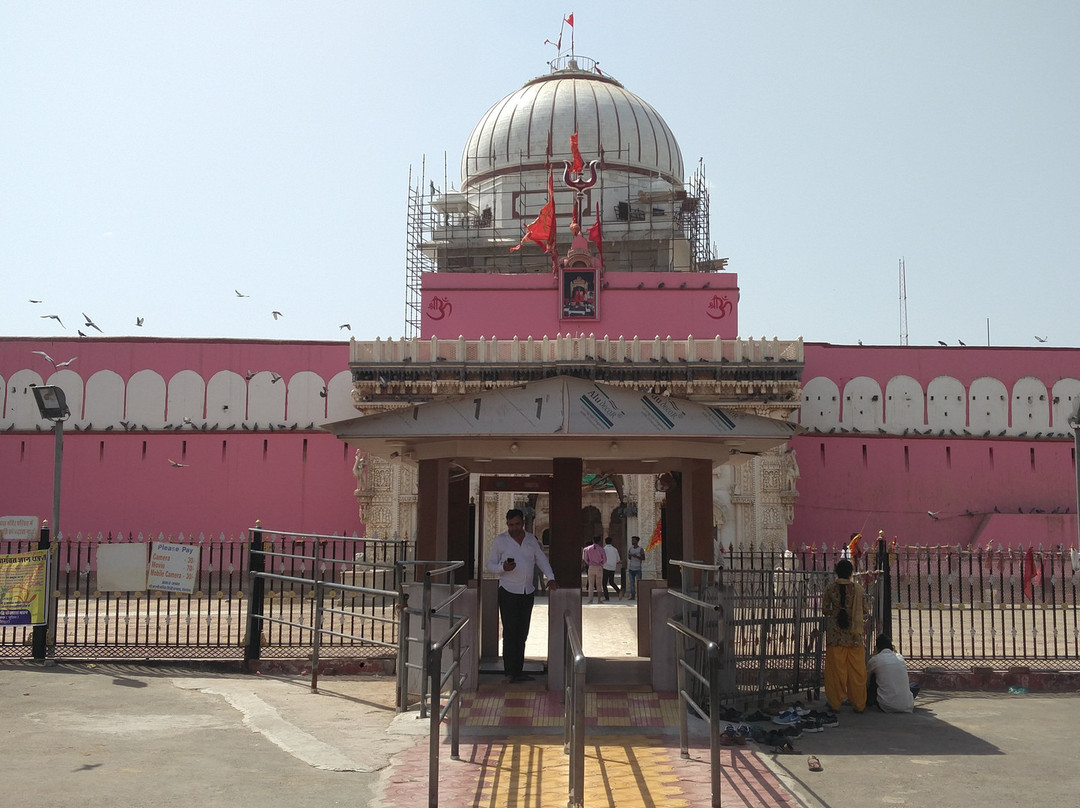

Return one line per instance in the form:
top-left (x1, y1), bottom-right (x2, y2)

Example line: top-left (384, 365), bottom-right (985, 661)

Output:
top-left (2, 600), bottom-right (1078, 807)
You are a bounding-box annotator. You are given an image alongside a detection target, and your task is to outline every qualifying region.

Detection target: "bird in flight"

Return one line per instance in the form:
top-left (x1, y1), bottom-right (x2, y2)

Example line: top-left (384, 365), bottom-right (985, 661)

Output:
top-left (272, 311), bottom-right (283, 320)
top-left (927, 510), bottom-right (940, 520)
top-left (82, 313), bottom-right (103, 333)
top-left (244, 370), bottom-right (255, 380)
top-left (339, 323), bottom-right (351, 330)
top-left (168, 459), bottom-right (188, 468)
top-left (28, 299), bottom-right (42, 304)
top-left (270, 372), bottom-right (282, 383)
top-left (1035, 336), bottom-right (1048, 343)
top-left (235, 289), bottom-right (249, 298)
top-left (32, 351), bottom-right (77, 369)
top-left (136, 317), bottom-right (144, 327)
top-left (40, 314), bottom-right (65, 328)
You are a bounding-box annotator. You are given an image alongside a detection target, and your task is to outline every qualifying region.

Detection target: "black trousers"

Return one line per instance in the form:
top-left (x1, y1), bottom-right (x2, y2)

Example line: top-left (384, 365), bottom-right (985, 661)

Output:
top-left (602, 569), bottom-right (620, 599)
top-left (498, 586), bottom-right (535, 678)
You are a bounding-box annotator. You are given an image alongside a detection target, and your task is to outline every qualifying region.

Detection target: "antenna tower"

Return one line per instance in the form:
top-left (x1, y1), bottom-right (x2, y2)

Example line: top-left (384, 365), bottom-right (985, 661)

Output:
top-left (898, 257), bottom-right (909, 346)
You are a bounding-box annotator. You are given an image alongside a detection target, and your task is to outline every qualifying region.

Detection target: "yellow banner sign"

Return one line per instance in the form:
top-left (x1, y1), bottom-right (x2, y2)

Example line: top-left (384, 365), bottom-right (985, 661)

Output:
top-left (0, 549), bottom-right (48, 626)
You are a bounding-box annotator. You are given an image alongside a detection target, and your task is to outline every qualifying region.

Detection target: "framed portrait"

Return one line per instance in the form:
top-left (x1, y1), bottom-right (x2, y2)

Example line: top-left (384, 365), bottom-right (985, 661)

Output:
top-left (560, 267), bottom-right (598, 320)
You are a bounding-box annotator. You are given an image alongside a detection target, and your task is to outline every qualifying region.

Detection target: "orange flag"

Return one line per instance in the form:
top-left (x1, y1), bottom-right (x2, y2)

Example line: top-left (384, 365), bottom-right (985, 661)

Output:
top-left (847, 533), bottom-right (862, 564)
top-left (510, 170), bottom-right (556, 258)
top-left (646, 518), bottom-right (662, 551)
top-left (570, 131), bottom-right (584, 173)
top-left (587, 202), bottom-right (604, 269)
top-left (1023, 546), bottom-right (1043, 600)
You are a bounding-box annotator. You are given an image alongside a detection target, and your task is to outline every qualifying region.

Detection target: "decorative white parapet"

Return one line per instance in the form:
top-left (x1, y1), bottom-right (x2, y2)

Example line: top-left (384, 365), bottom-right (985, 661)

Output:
top-left (349, 335), bottom-right (804, 366)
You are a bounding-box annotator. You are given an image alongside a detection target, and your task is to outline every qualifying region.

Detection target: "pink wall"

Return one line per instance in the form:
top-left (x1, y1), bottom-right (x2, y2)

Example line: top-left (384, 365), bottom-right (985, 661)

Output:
top-left (790, 343), bottom-right (1080, 550)
top-left (1, 337), bottom-right (363, 538)
top-left (0, 431), bottom-right (361, 540)
top-left (801, 342), bottom-right (1080, 396)
top-left (421, 271), bottom-right (739, 340)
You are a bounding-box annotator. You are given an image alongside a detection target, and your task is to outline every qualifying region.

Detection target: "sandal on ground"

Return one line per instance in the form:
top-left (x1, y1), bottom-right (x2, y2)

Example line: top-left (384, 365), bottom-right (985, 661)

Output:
top-left (808, 755), bottom-right (823, 772)
top-left (773, 742), bottom-right (799, 755)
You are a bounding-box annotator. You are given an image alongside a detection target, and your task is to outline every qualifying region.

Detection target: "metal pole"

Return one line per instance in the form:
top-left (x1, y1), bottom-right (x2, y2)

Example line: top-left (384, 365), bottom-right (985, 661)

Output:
top-left (45, 418), bottom-right (63, 657)
top-left (52, 419), bottom-right (62, 537)
top-left (1070, 419), bottom-right (1080, 570)
top-left (31, 522), bottom-right (51, 660)
top-left (244, 524), bottom-right (266, 670)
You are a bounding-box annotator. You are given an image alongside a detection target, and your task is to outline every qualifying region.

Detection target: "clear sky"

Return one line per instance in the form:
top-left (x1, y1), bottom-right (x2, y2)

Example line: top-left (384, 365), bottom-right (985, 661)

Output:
top-left (3, 2), bottom-right (1078, 348)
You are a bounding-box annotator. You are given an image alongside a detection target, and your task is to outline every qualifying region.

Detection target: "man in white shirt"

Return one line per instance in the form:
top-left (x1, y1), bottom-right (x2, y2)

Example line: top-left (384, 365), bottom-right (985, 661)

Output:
top-left (867, 634), bottom-right (916, 713)
top-left (602, 537), bottom-right (622, 601)
top-left (484, 508), bottom-right (557, 682)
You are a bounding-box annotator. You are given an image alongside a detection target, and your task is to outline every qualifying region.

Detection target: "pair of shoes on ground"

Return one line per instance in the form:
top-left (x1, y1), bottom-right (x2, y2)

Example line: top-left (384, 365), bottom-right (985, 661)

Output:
top-left (771, 706), bottom-right (810, 725)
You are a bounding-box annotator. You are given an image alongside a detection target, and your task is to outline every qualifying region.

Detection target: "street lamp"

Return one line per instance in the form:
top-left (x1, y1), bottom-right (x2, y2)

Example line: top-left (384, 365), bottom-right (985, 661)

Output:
top-left (1069, 416), bottom-right (1080, 572)
top-left (31, 385), bottom-right (69, 658)
top-left (31, 385), bottom-right (69, 536)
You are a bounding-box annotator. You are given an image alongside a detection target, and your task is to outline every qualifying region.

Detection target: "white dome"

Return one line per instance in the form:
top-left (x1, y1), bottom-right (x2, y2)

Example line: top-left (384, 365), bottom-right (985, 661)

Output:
top-left (461, 57), bottom-right (684, 192)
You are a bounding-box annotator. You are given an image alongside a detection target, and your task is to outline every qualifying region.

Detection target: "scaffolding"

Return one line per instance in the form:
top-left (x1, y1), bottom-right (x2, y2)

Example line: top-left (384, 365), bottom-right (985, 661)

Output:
top-left (404, 151), bottom-right (719, 335)
top-left (404, 160), bottom-right (436, 340)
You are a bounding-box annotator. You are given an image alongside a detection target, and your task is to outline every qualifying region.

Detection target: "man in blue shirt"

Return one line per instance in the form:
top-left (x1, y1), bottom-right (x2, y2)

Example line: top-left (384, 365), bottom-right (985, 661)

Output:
top-left (485, 509), bottom-right (558, 682)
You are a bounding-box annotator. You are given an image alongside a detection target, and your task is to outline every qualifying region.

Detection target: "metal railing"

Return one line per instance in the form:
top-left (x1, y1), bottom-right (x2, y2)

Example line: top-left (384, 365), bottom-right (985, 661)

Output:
top-left (0, 527), bottom-right (413, 661)
top-left (723, 543), bottom-right (1080, 671)
top-left (563, 609), bottom-right (587, 808)
top-left (395, 560), bottom-right (469, 716)
top-left (244, 529), bottom-right (403, 691)
top-left (668, 605), bottom-right (722, 808)
top-left (413, 561), bottom-right (468, 808)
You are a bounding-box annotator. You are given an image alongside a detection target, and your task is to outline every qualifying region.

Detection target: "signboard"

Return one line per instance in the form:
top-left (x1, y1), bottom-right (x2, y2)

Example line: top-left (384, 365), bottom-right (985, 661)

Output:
top-left (97, 543), bottom-right (149, 591)
top-left (147, 542), bottom-right (199, 594)
top-left (0, 516), bottom-right (40, 542)
top-left (0, 549), bottom-right (49, 625)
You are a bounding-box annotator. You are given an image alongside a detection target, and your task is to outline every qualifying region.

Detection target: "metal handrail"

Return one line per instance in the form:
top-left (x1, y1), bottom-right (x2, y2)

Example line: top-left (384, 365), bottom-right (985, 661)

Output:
top-left (245, 552), bottom-right (404, 693)
top-left (425, 593), bottom-right (468, 808)
top-left (669, 617), bottom-right (722, 808)
top-left (563, 610), bottom-right (587, 808)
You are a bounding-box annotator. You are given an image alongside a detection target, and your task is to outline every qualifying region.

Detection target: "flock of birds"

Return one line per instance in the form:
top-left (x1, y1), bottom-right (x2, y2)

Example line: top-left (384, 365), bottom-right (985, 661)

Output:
top-left (28, 292), bottom-right (353, 335)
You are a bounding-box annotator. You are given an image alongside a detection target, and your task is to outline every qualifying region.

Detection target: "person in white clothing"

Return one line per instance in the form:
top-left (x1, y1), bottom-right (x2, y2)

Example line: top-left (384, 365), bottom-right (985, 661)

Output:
top-left (484, 509), bottom-right (557, 682)
top-left (867, 634), bottom-right (916, 712)
top-left (602, 538), bottom-right (622, 601)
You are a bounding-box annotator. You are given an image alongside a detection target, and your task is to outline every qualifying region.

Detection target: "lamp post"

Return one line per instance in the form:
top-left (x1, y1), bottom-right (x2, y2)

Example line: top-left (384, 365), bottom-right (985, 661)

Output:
top-left (31, 385), bottom-right (69, 657)
top-left (1069, 416), bottom-right (1080, 572)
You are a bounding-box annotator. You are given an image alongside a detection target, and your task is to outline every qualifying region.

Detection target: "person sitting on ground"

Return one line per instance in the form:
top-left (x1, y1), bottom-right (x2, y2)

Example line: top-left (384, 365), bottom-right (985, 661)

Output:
top-left (602, 537), bottom-right (622, 601)
top-left (867, 634), bottom-right (916, 713)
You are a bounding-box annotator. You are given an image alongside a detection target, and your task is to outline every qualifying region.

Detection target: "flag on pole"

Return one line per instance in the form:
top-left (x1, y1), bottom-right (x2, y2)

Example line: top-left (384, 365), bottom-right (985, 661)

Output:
top-left (646, 518), bottom-right (662, 552)
top-left (1023, 545), bottom-right (1043, 600)
top-left (510, 170), bottom-right (556, 258)
top-left (565, 13), bottom-right (574, 27)
top-left (587, 202), bottom-right (604, 269)
top-left (570, 131), bottom-right (584, 173)
top-left (847, 533), bottom-right (862, 564)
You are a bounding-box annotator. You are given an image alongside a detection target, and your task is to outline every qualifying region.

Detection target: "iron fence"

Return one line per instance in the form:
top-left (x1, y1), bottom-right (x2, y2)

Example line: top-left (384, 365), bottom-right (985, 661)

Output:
top-left (722, 543), bottom-right (1080, 671)
top-left (0, 529), bottom-right (413, 661)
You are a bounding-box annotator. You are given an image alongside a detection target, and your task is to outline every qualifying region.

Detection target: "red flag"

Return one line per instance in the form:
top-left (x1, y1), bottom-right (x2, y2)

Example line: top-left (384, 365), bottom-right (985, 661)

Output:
top-left (565, 13), bottom-right (574, 26)
top-left (847, 533), bottom-right (862, 564)
top-left (569, 131), bottom-right (584, 173)
top-left (645, 518), bottom-right (662, 552)
top-left (587, 202), bottom-right (604, 268)
top-left (510, 170), bottom-right (557, 258)
top-left (1023, 546), bottom-right (1043, 600)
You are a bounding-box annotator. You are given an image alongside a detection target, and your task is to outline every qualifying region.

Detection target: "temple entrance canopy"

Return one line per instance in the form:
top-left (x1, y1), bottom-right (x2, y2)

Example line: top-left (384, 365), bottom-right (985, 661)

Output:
top-left (322, 374), bottom-right (801, 568)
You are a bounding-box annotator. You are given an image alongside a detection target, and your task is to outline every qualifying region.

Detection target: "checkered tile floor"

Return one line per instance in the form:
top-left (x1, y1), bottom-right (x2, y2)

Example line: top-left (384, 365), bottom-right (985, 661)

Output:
top-left (373, 683), bottom-right (802, 808)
